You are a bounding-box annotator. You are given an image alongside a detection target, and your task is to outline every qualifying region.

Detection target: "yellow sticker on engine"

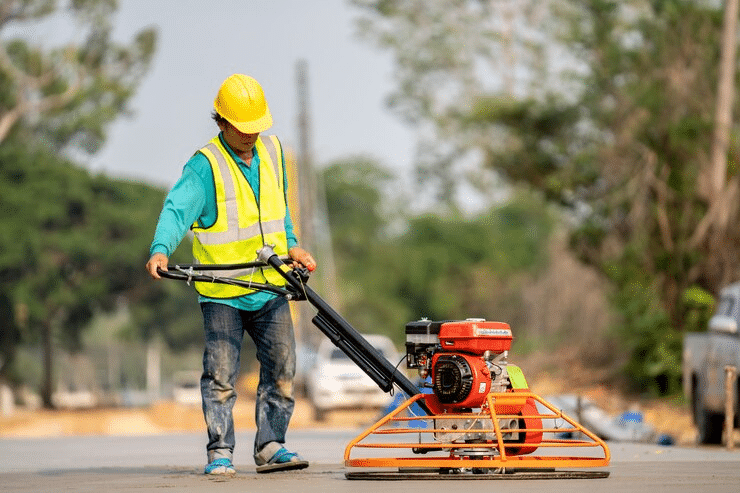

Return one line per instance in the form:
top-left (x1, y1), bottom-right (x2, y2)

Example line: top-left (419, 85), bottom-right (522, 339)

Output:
top-left (507, 365), bottom-right (528, 389)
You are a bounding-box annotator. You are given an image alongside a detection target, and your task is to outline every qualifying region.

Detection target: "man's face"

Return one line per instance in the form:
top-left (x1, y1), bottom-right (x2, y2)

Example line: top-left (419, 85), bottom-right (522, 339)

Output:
top-left (220, 121), bottom-right (259, 157)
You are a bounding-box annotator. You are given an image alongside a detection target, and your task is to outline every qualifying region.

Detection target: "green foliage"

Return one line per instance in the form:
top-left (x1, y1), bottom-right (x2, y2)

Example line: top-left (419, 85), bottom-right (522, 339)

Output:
top-left (0, 139), bottom-right (134, 342)
top-left (0, 0), bottom-right (171, 404)
top-left (0, 134), bottom-right (201, 390)
top-left (0, 0), bottom-right (157, 151)
top-left (606, 260), bottom-right (682, 395)
top-left (352, 0), bottom-right (737, 395)
top-left (391, 199), bottom-right (552, 322)
top-left (126, 277), bottom-right (201, 353)
top-left (322, 158), bottom-right (394, 258)
top-left (682, 284), bottom-right (715, 334)
top-left (351, 0), bottom-right (582, 203)
top-left (467, 95), bottom-right (590, 201)
top-left (604, 245), bottom-right (714, 395)
top-left (323, 159), bottom-right (553, 345)
top-left (567, 0), bottom-right (729, 394)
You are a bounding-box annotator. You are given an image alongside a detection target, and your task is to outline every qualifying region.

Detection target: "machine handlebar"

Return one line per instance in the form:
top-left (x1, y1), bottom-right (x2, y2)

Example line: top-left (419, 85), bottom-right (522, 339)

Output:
top-left (157, 246), bottom-right (428, 413)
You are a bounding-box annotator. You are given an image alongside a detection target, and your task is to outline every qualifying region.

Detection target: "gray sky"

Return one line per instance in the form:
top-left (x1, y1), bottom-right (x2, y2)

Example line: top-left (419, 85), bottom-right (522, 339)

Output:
top-left (83, 0), bottom-right (416, 188)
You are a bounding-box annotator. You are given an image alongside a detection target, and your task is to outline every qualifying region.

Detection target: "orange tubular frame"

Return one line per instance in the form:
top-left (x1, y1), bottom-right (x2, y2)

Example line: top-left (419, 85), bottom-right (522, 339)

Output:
top-left (344, 392), bottom-right (611, 471)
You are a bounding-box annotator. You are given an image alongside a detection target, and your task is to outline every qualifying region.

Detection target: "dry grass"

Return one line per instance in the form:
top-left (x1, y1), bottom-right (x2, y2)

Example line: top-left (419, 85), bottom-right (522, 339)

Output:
top-left (0, 397), bottom-right (388, 438)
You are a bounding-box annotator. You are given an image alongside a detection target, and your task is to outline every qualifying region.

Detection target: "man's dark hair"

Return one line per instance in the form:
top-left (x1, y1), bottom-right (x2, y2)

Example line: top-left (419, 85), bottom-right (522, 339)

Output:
top-left (212, 111), bottom-right (227, 126)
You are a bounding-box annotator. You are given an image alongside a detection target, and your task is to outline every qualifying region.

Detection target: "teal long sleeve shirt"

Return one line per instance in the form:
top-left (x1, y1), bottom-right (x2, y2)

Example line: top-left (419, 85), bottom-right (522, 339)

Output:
top-left (150, 132), bottom-right (298, 311)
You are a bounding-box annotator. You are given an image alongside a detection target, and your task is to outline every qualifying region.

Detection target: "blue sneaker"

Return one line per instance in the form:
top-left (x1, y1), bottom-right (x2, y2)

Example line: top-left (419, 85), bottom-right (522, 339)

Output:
top-left (204, 458), bottom-right (235, 475)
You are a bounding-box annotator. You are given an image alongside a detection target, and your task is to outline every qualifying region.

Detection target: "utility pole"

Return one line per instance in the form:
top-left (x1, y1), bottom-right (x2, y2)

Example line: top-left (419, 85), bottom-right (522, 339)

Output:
top-left (293, 60), bottom-right (315, 348)
top-left (294, 60), bottom-right (340, 348)
top-left (296, 60), bottom-right (316, 258)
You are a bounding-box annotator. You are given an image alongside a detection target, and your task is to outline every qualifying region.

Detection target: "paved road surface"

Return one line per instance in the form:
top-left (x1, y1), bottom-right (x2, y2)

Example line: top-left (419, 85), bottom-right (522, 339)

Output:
top-left (1, 429), bottom-right (739, 492)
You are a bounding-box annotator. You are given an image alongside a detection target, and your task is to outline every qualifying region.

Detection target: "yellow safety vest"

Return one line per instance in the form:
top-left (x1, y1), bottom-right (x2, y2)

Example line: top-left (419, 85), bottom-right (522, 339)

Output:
top-left (191, 134), bottom-right (289, 298)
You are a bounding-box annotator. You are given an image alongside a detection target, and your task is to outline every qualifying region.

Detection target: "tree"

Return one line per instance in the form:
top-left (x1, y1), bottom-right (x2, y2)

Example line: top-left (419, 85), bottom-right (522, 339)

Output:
top-left (322, 157), bottom-right (552, 344)
top-left (0, 0), bottom-right (156, 151)
top-left (0, 137), bottom-right (192, 404)
top-left (692, 0), bottom-right (740, 280)
top-left (322, 157), bottom-right (396, 260)
top-left (0, 290), bottom-right (20, 381)
top-left (352, 0), bottom-right (739, 394)
top-left (0, 0), bottom-right (158, 406)
top-left (351, 0), bottom-right (564, 203)
top-left (553, 0), bottom-right (737, 393)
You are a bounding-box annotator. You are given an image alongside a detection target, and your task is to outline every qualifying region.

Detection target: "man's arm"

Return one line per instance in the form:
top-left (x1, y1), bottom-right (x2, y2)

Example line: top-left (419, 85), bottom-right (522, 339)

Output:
top-left (146, 155), bottom-right (211, 279)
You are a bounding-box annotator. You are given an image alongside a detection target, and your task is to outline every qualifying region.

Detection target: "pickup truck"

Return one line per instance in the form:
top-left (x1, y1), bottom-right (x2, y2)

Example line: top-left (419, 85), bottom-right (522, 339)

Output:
top-left (683, 282), bottom-right (740, 444)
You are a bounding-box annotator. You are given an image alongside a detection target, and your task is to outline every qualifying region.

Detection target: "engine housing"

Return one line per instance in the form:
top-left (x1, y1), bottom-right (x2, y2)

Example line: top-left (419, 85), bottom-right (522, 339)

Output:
top-left (405, 318), bottom-right (514, 412)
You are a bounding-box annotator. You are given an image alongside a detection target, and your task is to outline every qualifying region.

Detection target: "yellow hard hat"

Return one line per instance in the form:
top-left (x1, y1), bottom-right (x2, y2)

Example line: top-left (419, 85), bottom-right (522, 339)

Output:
top-left (214, 74), bottom-right (272, 134)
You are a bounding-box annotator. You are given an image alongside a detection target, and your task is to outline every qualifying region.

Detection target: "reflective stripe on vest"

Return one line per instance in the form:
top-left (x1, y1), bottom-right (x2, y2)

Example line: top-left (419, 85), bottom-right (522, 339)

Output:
top-left (191, 135), bottom-right (289, 298)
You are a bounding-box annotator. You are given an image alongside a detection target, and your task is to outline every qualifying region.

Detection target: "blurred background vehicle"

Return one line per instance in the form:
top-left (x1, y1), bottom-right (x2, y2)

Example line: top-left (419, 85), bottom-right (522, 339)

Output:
top-left (683, 282), bottom-right (740, 444)
top-left (294, 344), bottom-right (317, 399)
top-left (307, 334), bottom-right (401, 421)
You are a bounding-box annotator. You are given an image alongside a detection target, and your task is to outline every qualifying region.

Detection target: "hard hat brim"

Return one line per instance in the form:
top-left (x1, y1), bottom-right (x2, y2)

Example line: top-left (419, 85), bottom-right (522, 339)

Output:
top-left (225, 110), bottom-right (273, 134)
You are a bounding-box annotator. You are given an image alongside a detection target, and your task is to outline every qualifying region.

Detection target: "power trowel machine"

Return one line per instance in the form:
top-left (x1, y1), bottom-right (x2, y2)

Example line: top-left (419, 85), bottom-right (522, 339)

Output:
top-left (160, 246), bottom-right (610, 480)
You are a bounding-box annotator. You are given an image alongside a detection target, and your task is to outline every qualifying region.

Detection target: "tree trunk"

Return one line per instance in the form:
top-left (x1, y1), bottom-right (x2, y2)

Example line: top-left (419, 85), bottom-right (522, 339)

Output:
top-left (692, 0), bottom-right (739, 251)
top-left (710, 0), bottom-right (739, 199)
top-left (41, 320), bottom-right (54, 409)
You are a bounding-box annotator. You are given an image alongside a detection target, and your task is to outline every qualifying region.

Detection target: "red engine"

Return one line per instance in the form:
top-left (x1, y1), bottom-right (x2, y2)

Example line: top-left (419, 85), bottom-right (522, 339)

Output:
top-left (406, 319), bottom-right (514, 413)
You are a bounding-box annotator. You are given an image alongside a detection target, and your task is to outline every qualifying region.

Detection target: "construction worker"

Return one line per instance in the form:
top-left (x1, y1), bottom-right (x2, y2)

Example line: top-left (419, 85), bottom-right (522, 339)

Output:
top-left (146, 74), bottom-right (316, 475)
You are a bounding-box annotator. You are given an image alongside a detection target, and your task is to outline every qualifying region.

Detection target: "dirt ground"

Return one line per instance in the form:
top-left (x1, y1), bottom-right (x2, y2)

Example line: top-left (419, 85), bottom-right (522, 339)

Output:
top-left (0, 397), bottom-right (382, 438)
top-left (0, 367), bottom-right (698, 446)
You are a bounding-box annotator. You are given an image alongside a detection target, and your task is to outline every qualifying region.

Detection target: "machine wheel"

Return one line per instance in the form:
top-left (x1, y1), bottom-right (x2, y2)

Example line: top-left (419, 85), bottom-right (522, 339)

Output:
top-left (694, 384), bottom-right (724, 445)
top-left (507, 397), bottom-right (542, 455)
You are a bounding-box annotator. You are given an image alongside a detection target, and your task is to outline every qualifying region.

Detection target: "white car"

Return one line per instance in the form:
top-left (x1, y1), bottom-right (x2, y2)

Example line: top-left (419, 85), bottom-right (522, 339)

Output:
top-left (307, 334), bottom-right (400, 421)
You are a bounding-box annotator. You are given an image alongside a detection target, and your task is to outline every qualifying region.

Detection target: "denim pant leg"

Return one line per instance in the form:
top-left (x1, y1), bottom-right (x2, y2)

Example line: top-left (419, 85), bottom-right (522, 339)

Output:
top-left (244, 296), bottom-right (296, 458)
top-left (200, 302), bottom-right (244, 462)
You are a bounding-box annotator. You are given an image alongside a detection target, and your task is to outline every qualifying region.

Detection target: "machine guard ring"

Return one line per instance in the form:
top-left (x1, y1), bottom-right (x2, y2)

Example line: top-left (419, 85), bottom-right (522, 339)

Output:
top-left (344, 392), bottom-right (610, 479)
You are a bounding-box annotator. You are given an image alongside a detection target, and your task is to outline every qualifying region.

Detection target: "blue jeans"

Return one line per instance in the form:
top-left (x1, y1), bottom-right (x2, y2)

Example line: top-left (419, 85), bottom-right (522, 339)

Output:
top-left (200, 297), bottom-right (296, 463)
